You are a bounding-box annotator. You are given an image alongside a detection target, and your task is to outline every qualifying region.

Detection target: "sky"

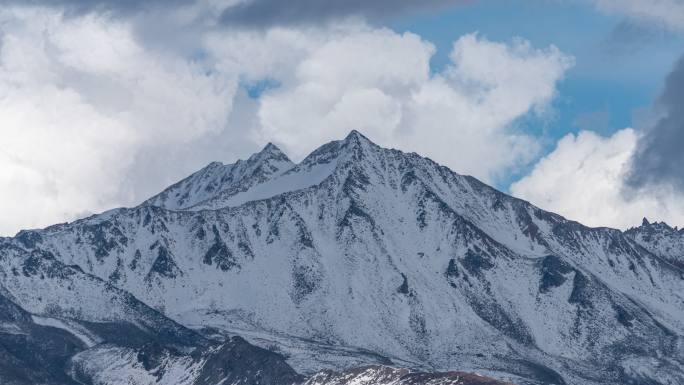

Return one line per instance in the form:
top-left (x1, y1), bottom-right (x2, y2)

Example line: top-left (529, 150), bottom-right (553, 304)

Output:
top-left (1, 0), bottom-right (683, 235)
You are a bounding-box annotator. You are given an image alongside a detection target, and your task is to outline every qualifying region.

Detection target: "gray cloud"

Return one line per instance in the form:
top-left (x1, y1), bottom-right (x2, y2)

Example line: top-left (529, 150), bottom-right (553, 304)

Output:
top-left (219, 0), bottom-right (467, 27)
top-left (626, 55), bottom-right (684, 191)
top-left (591, 0), bottom-right (684, 34)
top-left (602, 20), bottom-right (671, 56)
top-left (0, 0), bottom-right (187, 15)
top-left (0, 0), bottom-right (468, 25)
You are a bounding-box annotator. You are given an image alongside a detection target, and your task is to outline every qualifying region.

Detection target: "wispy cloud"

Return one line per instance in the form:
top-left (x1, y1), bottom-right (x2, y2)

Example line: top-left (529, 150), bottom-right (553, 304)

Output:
top-left (592, 0), bottom-right (684, 33)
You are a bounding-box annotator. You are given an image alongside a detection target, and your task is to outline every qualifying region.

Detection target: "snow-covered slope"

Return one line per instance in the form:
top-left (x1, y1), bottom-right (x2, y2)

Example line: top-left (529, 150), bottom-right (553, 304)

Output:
top-left (0, 269), bottom-right (303, 385)
top-left (2, 131), bottom-right (683, 385)
top-left (144, 143), bottom-right (294, 210)
top-left (304, 365), bottom-right (514, 385)
top-left (0, 262), bottom-right (499, 385)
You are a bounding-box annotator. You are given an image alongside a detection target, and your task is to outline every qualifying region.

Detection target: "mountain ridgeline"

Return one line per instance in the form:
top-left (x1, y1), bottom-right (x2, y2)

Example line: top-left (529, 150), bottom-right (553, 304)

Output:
top-left (1, 131), bottom-right (682, 385)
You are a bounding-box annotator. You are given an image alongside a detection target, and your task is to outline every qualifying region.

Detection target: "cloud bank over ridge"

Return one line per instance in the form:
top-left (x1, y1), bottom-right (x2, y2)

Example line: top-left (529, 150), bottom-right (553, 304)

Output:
top-left (0, 4), bottom-right (572, 235)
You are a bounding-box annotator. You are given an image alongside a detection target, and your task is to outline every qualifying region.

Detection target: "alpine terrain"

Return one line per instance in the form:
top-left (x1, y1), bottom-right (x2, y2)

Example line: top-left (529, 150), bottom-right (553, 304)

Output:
top-left (0, 131), bottom-right (682, 385)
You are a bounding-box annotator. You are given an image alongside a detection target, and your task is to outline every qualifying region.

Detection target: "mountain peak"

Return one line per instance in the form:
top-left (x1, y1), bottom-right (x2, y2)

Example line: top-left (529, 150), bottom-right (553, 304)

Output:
top-left (335, 130), bottom-right (380, 161)
top-left (261, 141), bottom-right (287, 157)
top-left (635, 219), bottom-right (676, 232)
top-left (144, 143), bottom-right (294, 210)
top-left (343, 130), bottom-right (374, 146)
top-left (345, 129), bottom-right (364, 139)
top-left (246, 142), bottom-right (291, 165)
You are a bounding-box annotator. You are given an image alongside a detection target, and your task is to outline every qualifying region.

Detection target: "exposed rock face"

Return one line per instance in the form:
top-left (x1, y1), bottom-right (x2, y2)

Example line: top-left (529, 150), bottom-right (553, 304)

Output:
top-left (625, 219), bottom-right (684, 269)
top-left (1, 131), bottom-right (682, 385)
top-left (303, 365), bottom-right (515, 385)
top-left (0, 290), bottom-right (83, 385)
top-left (194, 336), bottom-right (304, 385)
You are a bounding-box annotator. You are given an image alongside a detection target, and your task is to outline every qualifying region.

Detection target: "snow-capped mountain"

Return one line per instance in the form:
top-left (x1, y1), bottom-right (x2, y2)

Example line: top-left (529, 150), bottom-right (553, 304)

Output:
top-left (144, 142), bottom-right (294, 210)
top-left (1, 131), bottom-right (682, 385)
top-left (625, 218), bottom-right (684, 269)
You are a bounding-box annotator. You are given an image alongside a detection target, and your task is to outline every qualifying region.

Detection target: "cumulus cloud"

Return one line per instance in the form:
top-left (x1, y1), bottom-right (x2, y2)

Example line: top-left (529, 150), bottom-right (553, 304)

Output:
top-left (592, 0), bottom-right (684, 33)
top-left (0, 4), bottom-right (572, 236)
top-left (249, 31), bottom-right (573, 180)
top-left (511, 129), bottom-right (684, 229)
top-left (0, 8), bottom-right (237, 235)
top-left (510, 16), bottom-right (684, 230)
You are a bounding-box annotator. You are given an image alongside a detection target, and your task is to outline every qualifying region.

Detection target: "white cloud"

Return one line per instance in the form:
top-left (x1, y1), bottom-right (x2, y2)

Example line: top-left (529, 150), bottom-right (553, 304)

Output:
top-left (251, 31), bottom-right (573, 181)
top-left (0, 7), bottom-right (573, 236)
top-left (0, 8), bottom-right (236, 235)
top-left (511, 129), bottom-right (684, 229)
top-left (252, 28), bottom-right (431, 154)
top-left (592, 0), bottom-right (684, 32)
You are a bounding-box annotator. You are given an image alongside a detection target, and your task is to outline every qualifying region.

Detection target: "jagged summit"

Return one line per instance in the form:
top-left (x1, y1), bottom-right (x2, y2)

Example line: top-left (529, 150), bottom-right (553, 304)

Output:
top-left (144, 131), bottom-right (382, 211)
top-left (297, 130), bottom-right (377, 164)
top-left (627, 217), bottom-right (681, 237)
top-left (252, 142), bottom-right (290, 163)
top-left (344, 129), bottom-right (372, 143)
top-left (340, 129), bottom-right (380, 157)
top-left (143, 141), bottom-right (294, 210)
top-left (625, 218), bottom-right (684, 268)
top-left (263, 141), bottom-right (280, 151)
top-left (178, 131), bottom-right (387, 211)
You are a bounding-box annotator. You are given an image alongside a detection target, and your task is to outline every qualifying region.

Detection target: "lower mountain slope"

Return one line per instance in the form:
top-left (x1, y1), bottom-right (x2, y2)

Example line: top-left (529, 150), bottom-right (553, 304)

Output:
top-left (0, 242), bottom-right (306, 385)
top-left (2, 131), bottom-right (683, 385)
top-left (303, 365), bottom-right (514, 385)
top-left (0, 250), bottom-right (504, 385)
